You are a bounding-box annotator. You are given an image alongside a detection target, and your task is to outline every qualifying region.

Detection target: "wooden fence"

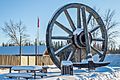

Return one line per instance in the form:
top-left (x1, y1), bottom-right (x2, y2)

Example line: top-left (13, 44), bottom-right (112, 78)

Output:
top-left (0, 55), bottom-right (53, 66)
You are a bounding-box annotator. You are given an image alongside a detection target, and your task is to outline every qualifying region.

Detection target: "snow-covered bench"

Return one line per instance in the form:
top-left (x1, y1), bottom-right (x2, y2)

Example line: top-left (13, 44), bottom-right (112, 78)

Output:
top-left (36, 72), bottom-right (47, 78)
top-left (11, 66), bottom-right (43, 79)
top-left (0, 65), bottom-right (13, 73)
top-left (6, 73), bottom-right (33, 79)
top-left (11, 66), bottom-right (42, 71)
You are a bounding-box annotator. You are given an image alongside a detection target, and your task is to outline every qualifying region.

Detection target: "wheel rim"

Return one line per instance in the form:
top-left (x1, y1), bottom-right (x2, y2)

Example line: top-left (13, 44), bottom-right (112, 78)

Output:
top-left (46, 3), bottom-right (107, 69)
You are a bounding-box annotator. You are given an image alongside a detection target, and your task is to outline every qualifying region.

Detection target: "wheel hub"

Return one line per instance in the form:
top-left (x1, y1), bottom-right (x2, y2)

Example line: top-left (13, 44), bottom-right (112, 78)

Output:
top-left (73, 28), bottom-right (92, 48)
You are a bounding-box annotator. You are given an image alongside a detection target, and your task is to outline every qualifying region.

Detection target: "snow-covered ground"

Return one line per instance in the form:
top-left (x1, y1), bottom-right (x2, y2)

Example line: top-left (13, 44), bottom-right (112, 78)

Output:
top-left (0, 54), bottom-right (120, 80)
top-left (92, 54), bottom-right (120, 67)
top-left (0, 66), bottom-right (120, 80)
top-left (40, 66), bottom-right (120, 80)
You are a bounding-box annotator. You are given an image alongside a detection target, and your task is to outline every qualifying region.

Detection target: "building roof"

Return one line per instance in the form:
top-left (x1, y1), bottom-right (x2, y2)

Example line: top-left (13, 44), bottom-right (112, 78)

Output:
top-left (0, 45), bottom-right (46, 56)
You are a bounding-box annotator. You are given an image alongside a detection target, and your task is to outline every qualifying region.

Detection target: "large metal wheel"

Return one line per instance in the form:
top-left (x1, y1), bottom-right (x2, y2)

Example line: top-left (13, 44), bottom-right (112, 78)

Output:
top-left (46, 3), bottom-right (107, 69)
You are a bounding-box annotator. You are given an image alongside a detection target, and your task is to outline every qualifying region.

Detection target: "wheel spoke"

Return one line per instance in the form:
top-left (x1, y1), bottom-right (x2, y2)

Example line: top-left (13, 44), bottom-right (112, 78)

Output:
top-left (51, 36), bottom-right (72, 40)
top-left (91, 46), bottom-right (103, 57)
top-left (64, 9), bottom-right (76, 31)
top-left (54, 21), bottom-right (73, 35)
top-left (87, 13), bottom-right (92, 25)
top-left (92, 38), bottom-right (105, 41)
top-left (77, 7), bottom-right (81, 28)
top-left (55, 43), bottom-right (72, 56)
top-left (90, 25), bottom-right (100, 33)
top-left (82, 7), bottom-right (91, 56)
top-left (76, 48), bottom-right (82, 62)
top-left (67, 48), bottom-right (76, 61)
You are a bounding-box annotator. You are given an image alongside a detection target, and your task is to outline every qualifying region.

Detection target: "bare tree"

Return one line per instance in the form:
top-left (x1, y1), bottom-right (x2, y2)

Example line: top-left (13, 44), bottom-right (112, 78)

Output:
top-left (103, 9), bottom-right (119, 49)
top-left (2, 20), bottom-right (29, 46)
top-left (90, 9), bottom-right (119, 50)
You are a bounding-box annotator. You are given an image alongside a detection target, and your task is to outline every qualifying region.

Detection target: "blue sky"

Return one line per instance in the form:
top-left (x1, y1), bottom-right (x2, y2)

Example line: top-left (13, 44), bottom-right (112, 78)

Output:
top-left (0, 0), bottom-right (120, 45)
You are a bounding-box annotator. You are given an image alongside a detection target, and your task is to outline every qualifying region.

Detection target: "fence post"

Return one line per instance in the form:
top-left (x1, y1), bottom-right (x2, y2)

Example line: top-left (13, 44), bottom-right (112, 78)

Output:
top-left (61, 61), bottom-right (73, 75)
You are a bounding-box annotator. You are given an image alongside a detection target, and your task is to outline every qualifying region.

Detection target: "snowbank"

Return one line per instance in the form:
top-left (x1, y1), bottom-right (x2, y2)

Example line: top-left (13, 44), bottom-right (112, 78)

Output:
top-left (40, 66), bottom-right (120, 80)
top-left (41, 71), bottom-right (120, 80)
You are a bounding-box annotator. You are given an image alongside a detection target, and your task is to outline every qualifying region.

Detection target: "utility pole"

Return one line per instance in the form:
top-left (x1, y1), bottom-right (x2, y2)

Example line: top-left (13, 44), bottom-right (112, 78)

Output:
top-left (35, 38), bottom-right (38, 65)
top-left (20, 35), bottom-right (22, 65)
